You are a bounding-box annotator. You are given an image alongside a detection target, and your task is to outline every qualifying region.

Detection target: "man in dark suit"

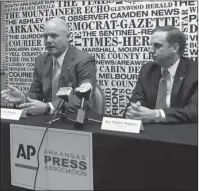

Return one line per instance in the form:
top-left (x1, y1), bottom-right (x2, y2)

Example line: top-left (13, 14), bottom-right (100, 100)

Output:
top-left (124, 26), bottom-right (197, 123)
top-left (1, 18), bottom-right (96, 115)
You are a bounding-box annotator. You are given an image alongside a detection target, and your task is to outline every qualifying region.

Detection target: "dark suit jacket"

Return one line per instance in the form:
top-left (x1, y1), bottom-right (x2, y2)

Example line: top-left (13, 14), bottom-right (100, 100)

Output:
top-left (26, 45), bottom-right (96, 111)
top-left (124, 57), bottom-right (198, 123)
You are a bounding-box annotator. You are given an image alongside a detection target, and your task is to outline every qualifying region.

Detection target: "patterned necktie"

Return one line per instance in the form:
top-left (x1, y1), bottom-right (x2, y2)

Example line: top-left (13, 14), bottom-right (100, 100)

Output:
top-left (155, 69), bottom-right (171, 109)
top-left (52, 59), bottom-right (61, 100)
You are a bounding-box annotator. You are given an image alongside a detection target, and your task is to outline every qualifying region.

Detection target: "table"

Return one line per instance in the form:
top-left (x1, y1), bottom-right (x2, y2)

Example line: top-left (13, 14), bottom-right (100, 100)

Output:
top-left (1, 114), bottom-right (198, 190)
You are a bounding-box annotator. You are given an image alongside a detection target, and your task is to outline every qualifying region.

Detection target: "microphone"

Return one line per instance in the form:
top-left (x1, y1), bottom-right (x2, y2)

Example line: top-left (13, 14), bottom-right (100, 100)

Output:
top-left (74, 82), bottom-right (92, 128)
top-left (50, 87), bottom-right (73, 123)
top-left (56, 87), bottom-right (73, 101)
top-left (75, 83), bottom-right (92, 101)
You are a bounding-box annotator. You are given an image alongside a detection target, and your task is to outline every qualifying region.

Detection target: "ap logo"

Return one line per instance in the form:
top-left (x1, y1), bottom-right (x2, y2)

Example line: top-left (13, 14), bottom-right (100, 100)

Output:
top-left (16, 144), bottom-right (36, 160)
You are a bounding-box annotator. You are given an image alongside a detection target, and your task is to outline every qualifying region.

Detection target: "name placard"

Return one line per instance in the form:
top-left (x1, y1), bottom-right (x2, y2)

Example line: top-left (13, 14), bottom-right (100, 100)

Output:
top-left (1, 108), bottom-right (26, 120)
top-left (101, 117), bottom-right (144, 134)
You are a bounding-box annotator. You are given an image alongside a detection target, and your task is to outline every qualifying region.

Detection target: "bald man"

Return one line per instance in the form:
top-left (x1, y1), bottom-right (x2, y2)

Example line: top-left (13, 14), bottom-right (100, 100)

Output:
top-left (1, 18), bottom-right (96, 115)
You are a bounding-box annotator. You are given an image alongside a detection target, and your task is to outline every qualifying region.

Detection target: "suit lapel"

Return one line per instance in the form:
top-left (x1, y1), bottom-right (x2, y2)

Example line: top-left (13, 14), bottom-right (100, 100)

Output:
top-left (59, 45), bottom-right (76, 88)
top-left (170, 58), bottom-right (187, 106)
top-left (43, 53), bottom-right (53, 101)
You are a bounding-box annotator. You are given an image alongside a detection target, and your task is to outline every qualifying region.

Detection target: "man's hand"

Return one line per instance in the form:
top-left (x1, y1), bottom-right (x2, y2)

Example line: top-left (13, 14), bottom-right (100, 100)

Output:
top-left (125, 101), bottom-right (156, 123)
top-left (1, 85), bottom-right (25, 104)
top-left (18, 97), bottom-right (48, 115)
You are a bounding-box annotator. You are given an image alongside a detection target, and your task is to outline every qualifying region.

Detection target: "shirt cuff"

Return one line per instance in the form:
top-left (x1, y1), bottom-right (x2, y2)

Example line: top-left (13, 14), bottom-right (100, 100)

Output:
top-left (159, 109), bottom-right (167, 122)
top-left (48, 102), bottom-right (55, 114)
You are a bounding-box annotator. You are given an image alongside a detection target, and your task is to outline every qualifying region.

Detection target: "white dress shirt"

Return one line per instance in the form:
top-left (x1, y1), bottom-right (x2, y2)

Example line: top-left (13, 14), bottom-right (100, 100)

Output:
top-left (52, 48), bottom-right (68, 71)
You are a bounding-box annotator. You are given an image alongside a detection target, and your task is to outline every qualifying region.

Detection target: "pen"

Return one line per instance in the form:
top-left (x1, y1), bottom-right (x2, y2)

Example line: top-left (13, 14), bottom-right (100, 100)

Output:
top-left (88, 118), bottom-right (102, 123)
top-left (46, 117), bottom-right (60, 125)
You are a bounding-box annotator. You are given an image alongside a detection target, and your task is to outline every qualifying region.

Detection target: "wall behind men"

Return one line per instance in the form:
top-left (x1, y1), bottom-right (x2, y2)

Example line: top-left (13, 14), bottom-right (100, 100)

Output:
top-left (2, 0), bottom-right (198, 116)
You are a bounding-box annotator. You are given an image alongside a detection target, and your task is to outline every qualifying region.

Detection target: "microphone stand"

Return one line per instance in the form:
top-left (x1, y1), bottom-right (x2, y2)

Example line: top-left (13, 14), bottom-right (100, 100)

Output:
top-left (47, 99), bottom-right (74, 125)
top-left (80, 97), bottom-right (85, 109)
top-left (74, 97), bottom-right (87, 128)
top-left (47, 100), bottom-right (66, 125)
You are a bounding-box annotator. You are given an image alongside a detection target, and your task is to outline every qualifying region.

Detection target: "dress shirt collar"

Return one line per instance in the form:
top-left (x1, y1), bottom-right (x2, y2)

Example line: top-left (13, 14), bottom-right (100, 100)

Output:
top-left (161, 58), bottom-right (180, 78)
top-left (52, 47), bottom-right (68, 67)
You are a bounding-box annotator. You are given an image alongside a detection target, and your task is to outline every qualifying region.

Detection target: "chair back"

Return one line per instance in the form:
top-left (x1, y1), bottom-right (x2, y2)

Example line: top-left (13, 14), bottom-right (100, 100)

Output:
top-left (94, 84), bottom-right (106, 114)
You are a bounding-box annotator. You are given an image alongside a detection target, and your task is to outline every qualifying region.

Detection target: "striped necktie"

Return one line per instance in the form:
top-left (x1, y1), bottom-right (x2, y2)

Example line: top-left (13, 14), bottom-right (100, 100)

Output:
top-left (52, 59), bottom-right (61, 100)
top-left (155, 69), bottom-right (171, 109)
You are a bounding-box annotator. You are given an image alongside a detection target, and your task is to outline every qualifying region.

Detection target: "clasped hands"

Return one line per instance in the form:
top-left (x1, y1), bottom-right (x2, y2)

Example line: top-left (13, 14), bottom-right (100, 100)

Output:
top-left (1, 85), bottom-right (48, 115)
top-left (125, 101), bottom-right (156, 123)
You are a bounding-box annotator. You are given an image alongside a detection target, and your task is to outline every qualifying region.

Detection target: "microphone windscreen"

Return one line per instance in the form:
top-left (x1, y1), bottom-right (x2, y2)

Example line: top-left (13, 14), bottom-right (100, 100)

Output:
top-left (75, 83), bottom-right (92, 100)
top-left (75, 82), bottom-right (91, 92)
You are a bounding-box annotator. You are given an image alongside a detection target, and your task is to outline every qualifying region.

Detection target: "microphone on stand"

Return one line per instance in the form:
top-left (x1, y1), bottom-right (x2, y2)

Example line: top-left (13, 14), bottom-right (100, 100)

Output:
top-left (48, 87), bottom-right (73, 124)
top-left (74, 82), bottom-right (92, 128)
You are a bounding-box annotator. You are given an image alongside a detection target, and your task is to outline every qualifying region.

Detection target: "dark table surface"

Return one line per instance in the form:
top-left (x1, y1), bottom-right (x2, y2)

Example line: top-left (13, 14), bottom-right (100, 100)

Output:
top-left (1, 113), bottom-right (198, 190)
top-left (2, 113), bottom-right (197, 145)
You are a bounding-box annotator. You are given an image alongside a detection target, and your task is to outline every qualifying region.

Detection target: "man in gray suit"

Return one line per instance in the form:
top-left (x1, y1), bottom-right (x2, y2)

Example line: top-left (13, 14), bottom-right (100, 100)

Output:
top-left (1, 18), bottom-right (96, 115)
top-left (124, 26), bottom-right (197, 123)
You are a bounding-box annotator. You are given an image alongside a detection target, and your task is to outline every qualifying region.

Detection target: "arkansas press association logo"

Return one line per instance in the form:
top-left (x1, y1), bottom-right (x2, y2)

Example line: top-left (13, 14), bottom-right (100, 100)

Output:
top-left (15, 144), bottom-right (88, 177)
top-left (44, 149), bottom-right (88, 177)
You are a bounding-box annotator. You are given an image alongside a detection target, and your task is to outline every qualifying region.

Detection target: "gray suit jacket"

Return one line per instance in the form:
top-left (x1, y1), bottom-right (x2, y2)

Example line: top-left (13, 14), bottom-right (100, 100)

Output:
top-left (26, 45), bottom-right (96, 111)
